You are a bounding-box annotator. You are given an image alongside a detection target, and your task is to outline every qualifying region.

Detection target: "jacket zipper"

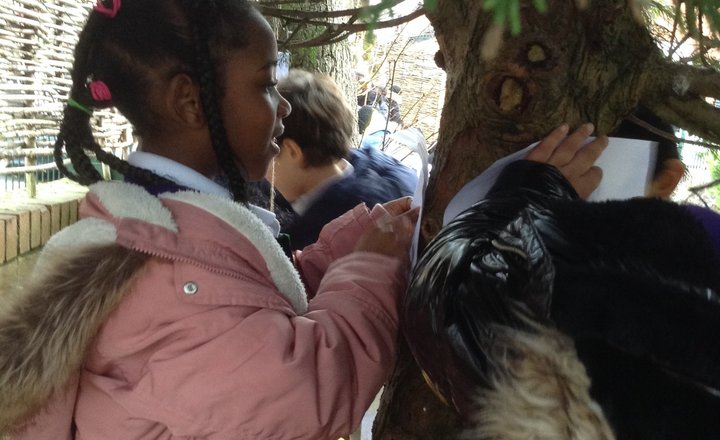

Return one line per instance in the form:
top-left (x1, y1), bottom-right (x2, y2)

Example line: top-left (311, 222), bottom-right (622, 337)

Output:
top-left (128, 243), bottom-right (254, 282)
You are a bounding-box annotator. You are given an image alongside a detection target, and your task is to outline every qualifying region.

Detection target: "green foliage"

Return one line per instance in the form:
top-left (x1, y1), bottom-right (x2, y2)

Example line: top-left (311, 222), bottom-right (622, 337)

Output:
top-left (646, 0), bottom-right (720, 68)
top-left (684, 0), bottom-right (720, 34)
top-left (423, 0), bottom-right (437, 12)
top-left (483, 0), bottom-right (547, 35)
top-left (480, 0), bottom-right (719, 41)
top-left (357, 0), bottom-right (402, 40)
top-left (360, 0), bottom-right (400, 24)
top-left (361, 0), bottom-right (549, 35)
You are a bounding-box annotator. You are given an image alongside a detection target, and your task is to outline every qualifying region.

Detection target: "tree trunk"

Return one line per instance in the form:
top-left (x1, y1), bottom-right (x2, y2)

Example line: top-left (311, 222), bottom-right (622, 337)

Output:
top-left (288, 36), bottom-right (357, 107)
top-left (373, 1), bottom-right (720, 438)
top-left (277, 0), bottom-right (359, 109)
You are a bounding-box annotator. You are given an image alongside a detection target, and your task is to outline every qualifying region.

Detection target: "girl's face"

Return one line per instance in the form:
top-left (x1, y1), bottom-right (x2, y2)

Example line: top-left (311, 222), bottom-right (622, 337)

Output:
top-left (220, 12), bottom-right (291, 181)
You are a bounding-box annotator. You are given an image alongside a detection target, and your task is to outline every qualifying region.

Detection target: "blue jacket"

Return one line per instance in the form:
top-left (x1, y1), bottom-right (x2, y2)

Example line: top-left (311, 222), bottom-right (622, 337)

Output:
top-left (283, 146), bottom-right (417, 250)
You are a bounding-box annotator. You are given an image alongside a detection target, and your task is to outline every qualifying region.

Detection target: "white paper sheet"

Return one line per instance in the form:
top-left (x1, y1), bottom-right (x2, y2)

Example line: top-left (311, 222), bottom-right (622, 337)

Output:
top-left (442, 137), bottom-right (658, 225)
top-left (403, 130), bottom-right (429, 266)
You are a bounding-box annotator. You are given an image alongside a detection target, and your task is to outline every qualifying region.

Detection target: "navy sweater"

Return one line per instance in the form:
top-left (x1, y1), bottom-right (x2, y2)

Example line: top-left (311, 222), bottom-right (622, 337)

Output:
top-left (283, 146), bottom-right (417, 250)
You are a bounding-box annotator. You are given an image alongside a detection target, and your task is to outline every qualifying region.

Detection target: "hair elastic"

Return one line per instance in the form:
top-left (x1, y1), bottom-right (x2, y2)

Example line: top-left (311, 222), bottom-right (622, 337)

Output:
top-left (67, 98), bottom-right (93, 116)
top-left (89, 80), bottom-right (112, 102)
top-left (94, 0), bottom-right (121, 18)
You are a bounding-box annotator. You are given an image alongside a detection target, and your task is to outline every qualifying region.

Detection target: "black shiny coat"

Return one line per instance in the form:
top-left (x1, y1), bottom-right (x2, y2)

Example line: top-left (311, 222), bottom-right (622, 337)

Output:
top-left (404, 160), bottom-right (720, 439)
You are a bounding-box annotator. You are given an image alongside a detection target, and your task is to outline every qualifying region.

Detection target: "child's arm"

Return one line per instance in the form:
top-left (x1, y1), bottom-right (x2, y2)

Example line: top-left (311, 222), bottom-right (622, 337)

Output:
top-left (295, 197), bottom-right (416, 296)
top-left (128, 205), bottom-right (416, 438)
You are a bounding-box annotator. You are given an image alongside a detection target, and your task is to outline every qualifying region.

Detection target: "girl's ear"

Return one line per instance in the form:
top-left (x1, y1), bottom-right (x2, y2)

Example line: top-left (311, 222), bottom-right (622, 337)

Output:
top-left (166, 73), bottom-right (204, 128)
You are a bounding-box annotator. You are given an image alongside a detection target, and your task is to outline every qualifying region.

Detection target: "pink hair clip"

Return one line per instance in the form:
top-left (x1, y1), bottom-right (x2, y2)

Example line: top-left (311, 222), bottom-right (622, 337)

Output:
top-left (89, 80), bottom-right (112, 102)
top-left (94, 0), bottom-right (121, 18)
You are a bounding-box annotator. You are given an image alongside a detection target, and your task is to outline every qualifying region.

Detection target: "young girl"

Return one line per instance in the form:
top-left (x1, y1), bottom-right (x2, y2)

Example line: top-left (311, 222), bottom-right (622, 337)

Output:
top-left (0, 1), bottom-right (417, 438)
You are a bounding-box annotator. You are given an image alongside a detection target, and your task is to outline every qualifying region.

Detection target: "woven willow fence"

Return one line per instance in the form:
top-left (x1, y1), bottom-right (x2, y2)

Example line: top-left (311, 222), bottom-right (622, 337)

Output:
top-left (0, 0), bottom-right (132, 192)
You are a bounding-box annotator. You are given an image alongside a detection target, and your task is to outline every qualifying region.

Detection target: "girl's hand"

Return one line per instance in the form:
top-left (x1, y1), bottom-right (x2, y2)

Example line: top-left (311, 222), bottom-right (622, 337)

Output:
top-left (526, 123), bottom-right (608, 199)
top-left (354, 198), bottom-right (419, 260)
top-left (380, 196), bottom-right (415, 217)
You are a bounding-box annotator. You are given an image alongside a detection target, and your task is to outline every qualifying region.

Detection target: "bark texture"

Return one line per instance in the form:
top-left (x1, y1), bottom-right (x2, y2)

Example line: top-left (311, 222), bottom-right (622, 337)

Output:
top-left (422, 0), bottom-right (660, 236)
top-left (374, 1), bottom-right (720, 438)
top-left (276, 0), bottom-right (359, 108)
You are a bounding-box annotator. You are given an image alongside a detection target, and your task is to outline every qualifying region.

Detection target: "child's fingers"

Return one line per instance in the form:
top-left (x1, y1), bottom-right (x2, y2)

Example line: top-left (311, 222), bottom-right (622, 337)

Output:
top-left (401, 206), bottom-right (421, 225)
top-left (382, 196), bottom-right (413, 216)
top-left (545, 123), bottom-right (595, 167)
top-left (377, 207), bottom-right (419, 234)
top-left (356, 213), bottom-right (415, 260)
top-left (571, 166), bottom-right (604, 199)
top-left (558, 134), bottom-right (608, 179)
top-left (524, 122), bottom-right (606, 199)
top-left (526, 123), bottom-right (570, 163)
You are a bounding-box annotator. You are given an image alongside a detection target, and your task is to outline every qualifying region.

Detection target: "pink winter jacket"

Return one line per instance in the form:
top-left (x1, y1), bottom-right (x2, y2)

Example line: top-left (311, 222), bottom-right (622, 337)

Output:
top-left (5, 181), bottom-right (407, 440)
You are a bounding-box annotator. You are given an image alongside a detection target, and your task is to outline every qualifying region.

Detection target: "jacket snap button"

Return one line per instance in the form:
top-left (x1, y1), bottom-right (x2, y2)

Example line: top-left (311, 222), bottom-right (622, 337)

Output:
top-left (183, 282), bottom-right (199, 295)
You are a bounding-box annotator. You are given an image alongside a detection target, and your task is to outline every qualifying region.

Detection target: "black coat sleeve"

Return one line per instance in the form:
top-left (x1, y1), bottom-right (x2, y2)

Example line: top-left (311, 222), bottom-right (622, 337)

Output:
top-left (402, 160), bottom-right (577, 415)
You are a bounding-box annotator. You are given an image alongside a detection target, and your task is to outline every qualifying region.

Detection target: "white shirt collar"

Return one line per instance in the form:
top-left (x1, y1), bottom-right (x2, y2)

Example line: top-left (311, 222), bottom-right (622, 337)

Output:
top-left (128, 151), bottom-right (231, 198)
top-left (248, 205), bottom-right (281, 237)
top-left (291, 159), bottom-right (353, 216)
top-left (127, 151), bottom-right (280, 236)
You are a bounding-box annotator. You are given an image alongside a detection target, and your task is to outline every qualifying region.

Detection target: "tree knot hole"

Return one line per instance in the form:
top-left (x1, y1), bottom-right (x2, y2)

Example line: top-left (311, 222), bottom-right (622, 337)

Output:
top-left (497, 77), bottom-right (526, 113)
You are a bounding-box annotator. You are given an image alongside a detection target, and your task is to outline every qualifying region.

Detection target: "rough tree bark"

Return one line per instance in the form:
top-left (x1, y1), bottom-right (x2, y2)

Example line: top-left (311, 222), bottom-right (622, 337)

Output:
top-left (272, 0), bottom-right (359, 108)
top-left (373, 1), bottom-right (720, 438)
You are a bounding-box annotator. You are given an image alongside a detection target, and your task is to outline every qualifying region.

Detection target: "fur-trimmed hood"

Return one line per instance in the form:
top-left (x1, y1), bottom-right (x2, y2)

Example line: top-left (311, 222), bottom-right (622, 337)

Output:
top-left (0, 181), bottom-right (307, 434)
top-left (67, 181), bottom-right (306, 314)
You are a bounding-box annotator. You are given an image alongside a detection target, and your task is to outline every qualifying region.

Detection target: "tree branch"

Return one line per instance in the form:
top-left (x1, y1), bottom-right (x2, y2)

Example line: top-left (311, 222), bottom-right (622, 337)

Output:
top-left (258, 0), bottom-right (404, 20)
top-left (267, 7), bottom-right (424, 30)
top-left (274, 8), bottom-right (426, 48)
top-left (667, 62), bottom-right (720, 100)
top-left (627, 114), bottom-right (720, 149)
top-left (688, 176), bottom-right (720, 193)
top-left (259, 0), bottom-right (330, 5)
top-left (650, 95), bottom-right (720, 145)
top-left (668, 33), bottom-right (691, 58)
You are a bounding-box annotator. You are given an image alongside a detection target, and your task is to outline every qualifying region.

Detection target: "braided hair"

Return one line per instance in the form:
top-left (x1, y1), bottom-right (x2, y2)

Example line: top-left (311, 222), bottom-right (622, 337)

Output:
top-left (55, 0), bottom-right (256, 203)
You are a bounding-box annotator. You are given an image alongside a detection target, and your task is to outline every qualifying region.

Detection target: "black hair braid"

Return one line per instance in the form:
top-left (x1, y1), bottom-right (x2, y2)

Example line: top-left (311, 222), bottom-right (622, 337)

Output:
top-left (86, 141), bottom-right (178, 187)
top-left (57, 101), bottom-right (179, 188)
top-left (53, 114), bottom-right (85, 183)
top-left (54, 106), bottom-right (103, 185)
top-left (52, 134), bottom-right (75, 182)
top-left (58, 0), bottom-right (258, 194)
top-left (187, 0), bottom-right (248, 204)
top-left (55, 3), bottom-right (181, 189)
top-left (54, 26), bottom-right (106, 185)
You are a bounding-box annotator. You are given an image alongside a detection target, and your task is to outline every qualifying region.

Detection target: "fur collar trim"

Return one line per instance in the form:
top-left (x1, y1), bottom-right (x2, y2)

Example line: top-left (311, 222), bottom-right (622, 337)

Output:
top-left (38, 182), bottom-right (307, 314)
top-left (87, 181), bottom-right (306, 314)
top-left (464, 323), bottom-right (614, 439)
top-left (32, 218), bottom-right (117, 279)
top-left (0, 182), bottom-right (309, 434)
top-left (91, 180), bottom-right (177, 232)
top-left (161, 190), bottom-right (307, 314)
top-left (0, 246), bottom-right (150, 434)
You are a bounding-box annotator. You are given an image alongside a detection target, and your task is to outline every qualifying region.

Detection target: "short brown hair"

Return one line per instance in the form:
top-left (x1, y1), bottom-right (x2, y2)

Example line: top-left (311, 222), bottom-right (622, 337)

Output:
top-left (277, 69), bottom-right (355, 167)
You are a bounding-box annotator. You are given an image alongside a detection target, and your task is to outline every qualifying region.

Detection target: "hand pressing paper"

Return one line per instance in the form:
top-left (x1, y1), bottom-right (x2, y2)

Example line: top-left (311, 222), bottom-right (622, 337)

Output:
top-left (443, 137), bottom-right (658, 225)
